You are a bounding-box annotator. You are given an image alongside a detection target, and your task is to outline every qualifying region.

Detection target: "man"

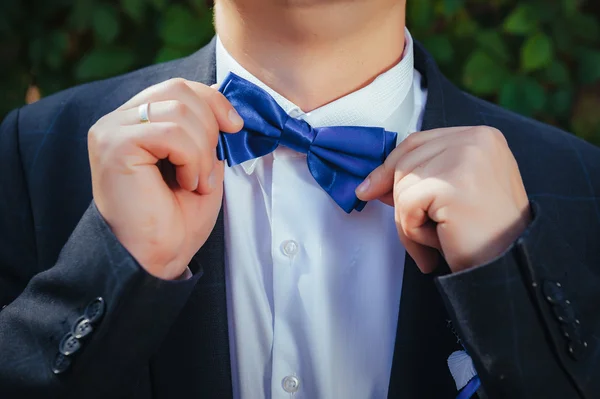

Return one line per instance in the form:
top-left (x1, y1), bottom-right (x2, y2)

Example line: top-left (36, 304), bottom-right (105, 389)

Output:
top-left (0, 0), bottom-right (598, 398)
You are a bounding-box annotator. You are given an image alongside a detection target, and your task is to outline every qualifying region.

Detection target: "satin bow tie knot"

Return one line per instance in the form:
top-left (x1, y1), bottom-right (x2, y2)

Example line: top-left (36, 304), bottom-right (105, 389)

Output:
top-left (216, 72), bottom-right (398, 213)
top-left (281, 117), bottom-right (315, 154)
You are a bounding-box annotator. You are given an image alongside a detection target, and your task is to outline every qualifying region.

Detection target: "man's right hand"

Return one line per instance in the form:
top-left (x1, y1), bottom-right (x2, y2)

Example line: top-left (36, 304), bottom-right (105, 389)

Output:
top-left (88, 78), bottom-right (243, 280)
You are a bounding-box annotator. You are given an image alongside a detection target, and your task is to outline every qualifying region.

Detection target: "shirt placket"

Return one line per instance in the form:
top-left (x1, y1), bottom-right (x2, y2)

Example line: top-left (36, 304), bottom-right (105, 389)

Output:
top-left (270, 150), bottom-right (306, 399)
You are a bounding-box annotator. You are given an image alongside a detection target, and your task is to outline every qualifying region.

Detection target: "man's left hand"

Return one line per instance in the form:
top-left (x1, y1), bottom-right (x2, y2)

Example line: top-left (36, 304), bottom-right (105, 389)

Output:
top-left (356, 126), bottom-right (532, 273)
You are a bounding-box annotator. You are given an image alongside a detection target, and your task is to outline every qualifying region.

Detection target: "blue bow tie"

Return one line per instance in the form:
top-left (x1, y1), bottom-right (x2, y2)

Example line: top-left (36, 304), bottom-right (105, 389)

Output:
top-left (216, 72), bottom-right (397, 213)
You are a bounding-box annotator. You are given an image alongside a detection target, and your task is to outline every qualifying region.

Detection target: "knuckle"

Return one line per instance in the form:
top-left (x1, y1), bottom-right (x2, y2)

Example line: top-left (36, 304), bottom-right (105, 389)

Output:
top-left (169, 100), bottom-right (189, 119)
top-left (403, 224), bottom-right (419, 241)
top-left (88, 123), bottom-right (110, 154)
top-left (472, 126), bottom-right (504, 147)
top-left (164, 78), bottom-right (189, 93)
top-left (461, 142), bottom-right (486, 163)
top-left (403, 132), bottom-right (418, 147)
top-left (159, 122), bottom-right (183, 138)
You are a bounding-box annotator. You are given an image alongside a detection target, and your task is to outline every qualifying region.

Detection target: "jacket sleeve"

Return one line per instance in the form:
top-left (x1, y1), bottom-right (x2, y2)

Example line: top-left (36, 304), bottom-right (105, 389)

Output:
top-left (436, 200), bottom-right (600, 399)
top-left (0, 108), bottom-right (202, 399)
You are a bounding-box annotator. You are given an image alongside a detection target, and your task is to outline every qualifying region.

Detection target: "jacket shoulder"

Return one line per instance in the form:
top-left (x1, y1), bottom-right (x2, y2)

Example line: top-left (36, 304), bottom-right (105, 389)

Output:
top-left (465, 92), bottom-right (600, 193)
top-left (17, 56), bottom-right (190, 134)
top-left (468, 93), bottom-right (597, 155)
top-left (15, 37), bottom-right (216, 134)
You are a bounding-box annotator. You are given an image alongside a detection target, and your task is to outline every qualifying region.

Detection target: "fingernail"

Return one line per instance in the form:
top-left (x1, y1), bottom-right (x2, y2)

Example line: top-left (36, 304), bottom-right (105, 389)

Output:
top-left (193, 175), bottom-right (199, 191)
top-left (356, 177), bottom-right (370, 194)
top-left (228, 109), bottom-right (243, 125)
top-left (208, 169), bottom-right (217, 189)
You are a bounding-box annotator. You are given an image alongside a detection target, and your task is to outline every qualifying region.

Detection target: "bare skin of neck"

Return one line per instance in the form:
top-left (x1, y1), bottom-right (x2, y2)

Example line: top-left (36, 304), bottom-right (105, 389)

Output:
top-left (214, 0), bottom-right (407, 112)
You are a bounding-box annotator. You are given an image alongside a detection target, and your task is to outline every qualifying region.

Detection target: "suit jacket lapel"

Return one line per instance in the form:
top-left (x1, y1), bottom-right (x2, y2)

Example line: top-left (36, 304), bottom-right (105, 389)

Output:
top-left (151, 37), bottom-right (489, 399)
top-left (149, 39), bottom-right (235, 399)
top-left (387, 41), bottom-right (486, 398)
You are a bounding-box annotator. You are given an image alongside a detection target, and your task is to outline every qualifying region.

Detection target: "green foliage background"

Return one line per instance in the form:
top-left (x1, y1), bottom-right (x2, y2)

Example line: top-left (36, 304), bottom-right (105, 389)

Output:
top-left (1, 0), bottom-right (599, 145)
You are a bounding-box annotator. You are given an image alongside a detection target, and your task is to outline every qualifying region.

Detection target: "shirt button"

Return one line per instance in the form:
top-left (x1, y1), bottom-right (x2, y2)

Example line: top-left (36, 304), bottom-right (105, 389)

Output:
top-left (282, 375), bottom-right (300, 393)
top-left (281, 240), bottom-right (299, 257)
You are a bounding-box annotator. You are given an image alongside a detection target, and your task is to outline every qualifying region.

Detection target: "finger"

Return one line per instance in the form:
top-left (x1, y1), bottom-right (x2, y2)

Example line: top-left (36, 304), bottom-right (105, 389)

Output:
top-left (118, 78), bottom-right (243, 134)
top-left (121, 100), bottom-right (218, 194)
top-left (396, 222), bottom-right (440, 274)
top-left (118, 100), bottom-right (218, 193)
top-left (394, 178), bottom-right (442, 273)
top-left (118, 79), bottom-right (225, 144)
top-left (377, 169), bottom-right (423, 207)
top-left (184, 81), bottom-right (244, 133)
top-left (356, 127), bottom-right (472, 201)
top-left (121, 122), bottom-right (202, 192)
top-left (394, 177), bottom-right (442, 250)
top-left (360, 138), bottom-right (450, 201)
top-left (378, 192), bottom-right (394, 207)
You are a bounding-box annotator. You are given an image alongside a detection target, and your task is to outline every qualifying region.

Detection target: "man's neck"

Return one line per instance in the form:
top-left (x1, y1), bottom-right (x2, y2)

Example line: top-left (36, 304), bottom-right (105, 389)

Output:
top-left (214, 0), bottom-right (406, 112)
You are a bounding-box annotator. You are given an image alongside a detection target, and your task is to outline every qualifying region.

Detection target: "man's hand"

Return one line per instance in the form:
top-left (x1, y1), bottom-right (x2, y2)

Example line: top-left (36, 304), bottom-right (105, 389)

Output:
top-left (89, 78), bottom-right (243, 280)
top-left (356, 126), bottom-right (531, 273)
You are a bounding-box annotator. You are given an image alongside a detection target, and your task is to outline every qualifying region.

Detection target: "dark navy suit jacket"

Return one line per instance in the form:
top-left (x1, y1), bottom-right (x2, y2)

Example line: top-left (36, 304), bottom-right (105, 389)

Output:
top-left (1, 38), bottom-right (599, 399)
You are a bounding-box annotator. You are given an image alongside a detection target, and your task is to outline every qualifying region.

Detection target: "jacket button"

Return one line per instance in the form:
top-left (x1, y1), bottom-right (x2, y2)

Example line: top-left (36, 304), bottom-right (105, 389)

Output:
top-left (59, 333), bottom-right (81, 356)
top-left (542, 281), bottom-right (565, 305)
top-left (72, 317), bottom-right (94, 339)
top-left (85, 297), bottom-right (105, 324)
top-left (568, 340), bottom-right (587, 360)
top-left (553, 301), bottom-right (576, 324)
top-left (52, 353), bottom-right (72, 374)
top-left (561, 324), bottom-right (581, 341)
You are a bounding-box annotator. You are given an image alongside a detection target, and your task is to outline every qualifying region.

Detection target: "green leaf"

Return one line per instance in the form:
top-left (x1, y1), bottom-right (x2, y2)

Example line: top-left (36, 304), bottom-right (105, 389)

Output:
top-left (68, 0), bottom-right (95, 31)
top-left (562, 0), bottom-right (583, 16)
top-left (159, 5), bottom-right (208, 48)
top-left (523, 78), bottom-right (547, 112)
top-left (92, 4), bottom-right (120, 44)
top-left (28, 37), bottom-right (45, 67)
top-left (154, 46), bottom-right (192, 63)
top-left (121, 0), bottom-right (146, 23)
top-left (75, 47), bottom-right (135, 80)
top-left (544, 61), bottom-right (570, 86)
top-left (521, 32), bottom-right (553, 72)
top-left (45, 31), bottom-right (69, 69)
top-left (408, 0), bottom-right (434, 30)
top-left (551, 21), bottom-right (573, 54)
top-left (577, 49), bottom-right (600, 84)
top-left (549, 89), bottom-right (573, 118)
top-left (443, 0), bottom-right (464, 16)
top-left (572, 94), bottom-right (600, 143)
top-left (150, 0), bottom-right (167, 10)
top-left (463, 50), bottom-right (508, 95)
top-left (499, 76), bottom-right (546, 116)
top-left (453, 15), bottom-right (478, 38)
top-left (568, 14), bottom-right (600, 41)
top-left (504, 5), bottom-right (538, 35)
top-left (422, 36), bottom-right (454, 64)
top-left (476, 30), bottom-right (510, 63)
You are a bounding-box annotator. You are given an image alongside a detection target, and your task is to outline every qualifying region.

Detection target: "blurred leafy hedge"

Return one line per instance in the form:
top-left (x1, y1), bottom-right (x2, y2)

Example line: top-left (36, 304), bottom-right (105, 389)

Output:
top-left (1, 0), bottom-right (599, 145)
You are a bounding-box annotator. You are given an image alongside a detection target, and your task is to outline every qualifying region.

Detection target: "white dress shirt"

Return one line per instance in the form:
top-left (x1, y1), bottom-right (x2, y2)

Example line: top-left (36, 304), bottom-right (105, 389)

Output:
top-left (218, 29), bottom-right (428, 398)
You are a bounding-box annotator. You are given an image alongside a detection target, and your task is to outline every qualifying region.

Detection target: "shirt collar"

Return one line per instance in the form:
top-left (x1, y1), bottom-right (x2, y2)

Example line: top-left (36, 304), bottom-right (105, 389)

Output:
top-left (216, 29), bottom-right (416, 175)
